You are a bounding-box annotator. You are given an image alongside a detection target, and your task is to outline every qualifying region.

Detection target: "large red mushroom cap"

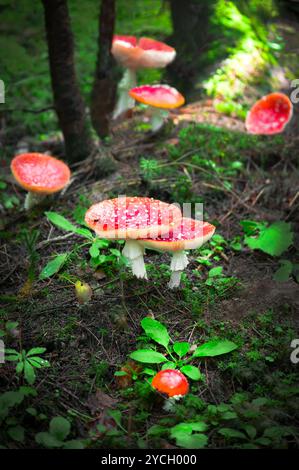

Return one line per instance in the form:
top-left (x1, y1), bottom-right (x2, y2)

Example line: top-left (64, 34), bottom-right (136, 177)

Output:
top-left (152, 369), bottom-right (189, 398)
top-left (112, 35), bottom-right (176, 70)
top-left (140, 218), bottom-right (216, 252)
top-left (84, 197), bottom-right (182, 240)
top-left (129, 84), bottom-right (185, 110)
top-left (245, 92), bottom-right (293, 135)
top-left (11, 153), bottom-right (71, 194)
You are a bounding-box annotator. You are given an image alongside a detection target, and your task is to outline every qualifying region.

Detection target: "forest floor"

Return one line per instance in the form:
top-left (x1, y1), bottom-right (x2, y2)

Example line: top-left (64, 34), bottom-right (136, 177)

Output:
top-left (1, 97), bottom-right (299, 448)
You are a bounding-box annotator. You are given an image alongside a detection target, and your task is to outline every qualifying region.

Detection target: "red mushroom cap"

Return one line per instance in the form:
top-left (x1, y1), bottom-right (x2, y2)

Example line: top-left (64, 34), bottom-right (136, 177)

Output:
top-left (112, 35), bottom-right (176, 70)
top-left (84, 197), bottom-right (182, 239)
top-left (152, 369), bottom-right (189, 397)
top-left (129, 84), bottom-right (185, 109)
top-left (139, 217), bottom-right (215, 252)
top-left (245, 92), bottom-right (293, 135)
top-left (11, 153), bottom-right (71, 194)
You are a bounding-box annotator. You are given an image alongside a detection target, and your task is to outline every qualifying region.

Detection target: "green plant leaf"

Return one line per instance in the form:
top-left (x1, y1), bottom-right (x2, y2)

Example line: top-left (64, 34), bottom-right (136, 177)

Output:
top-left (39, 253), bottom-right (68, 280)
top-left (273, 260), bottom-right (293, 282)
top-left (245, 221), bottom-right (293, 257)
top-left (180, 365), bottom-right (202, 380)
top-left (26, 347), bottom-right (47, 357)
top-left (173, 342), bottom-right (190, 358)
top-left (35, 431), bottom-right (63, 448)
top-left (46, 212), bottom-right (78, 233)
top-left (49, 417), bottom-right (71, 441)
top-left (141, 317), bottom-right (170, 348)
top-left (208, 266), bottom-right (223, 277)
top-left (63, 440), bottom-right (85, 449)
top-left (161, 361), bottom-right (177, 370)
top-left (24, 361), bottom-right (36, 384)
top-left (27, 357), bottom-right (50, 368)
top-left (218, 428), bottom-right (247, 439)
top-left (193, 339), bottom-right (238, 357)
top-left (171, 422), bottom-right (208, 438)
top-left (175, 433), bottom-right (208, 449)
top-left (8, 425), bottom-right (25, 443)
top-left (129, 349), bottom-right (167, 364)
top-left (16, 362), bottom-right (24, 374)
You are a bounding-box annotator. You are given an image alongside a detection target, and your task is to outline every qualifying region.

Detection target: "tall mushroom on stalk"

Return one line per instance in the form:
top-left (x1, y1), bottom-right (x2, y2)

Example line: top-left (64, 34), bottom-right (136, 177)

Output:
top-left (85, 197), bottom-right (182, 280)
top-left (245, 92), bottom-right (293, 135)
top-left (111, 36), bottom-right (176, 119)
top-left (139, 217), bottom-right (215, 288)
top-left (11, 153), bottom-right (71, 210)
top-left (129, 84), bottom-right (185, 132)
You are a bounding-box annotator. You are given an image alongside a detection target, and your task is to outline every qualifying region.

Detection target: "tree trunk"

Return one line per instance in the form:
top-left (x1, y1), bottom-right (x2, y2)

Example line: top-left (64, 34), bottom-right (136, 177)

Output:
top-left (91, 0), bottom-right (117, 138)
top-left (42, 0), bottom-right (94, 163)
top-left (167, 0), bottom-right (215, 93)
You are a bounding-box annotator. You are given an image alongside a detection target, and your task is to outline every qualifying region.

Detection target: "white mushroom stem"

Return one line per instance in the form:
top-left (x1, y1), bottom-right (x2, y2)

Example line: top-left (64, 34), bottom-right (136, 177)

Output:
top-left (113, 68), bottom-right (137, 119)
top-left (150, 108), bottom-right (169, 132)
top-left (24, 192), bottom-right (47, 211)
top-left (168, 251), bottom-right (189, 289)
top-left (122, 239), bottom-right (147, 279)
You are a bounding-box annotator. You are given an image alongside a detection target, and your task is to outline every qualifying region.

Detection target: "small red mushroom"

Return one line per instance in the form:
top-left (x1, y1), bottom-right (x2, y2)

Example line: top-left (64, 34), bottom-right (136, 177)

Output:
top-left (139, 217), bottom-right (215, 288)
top-left (111, 36), bottom-right (176, 119)
top-left (129, 84), bottom-right (185, 132)
top-left (85, 197), bottom-right (182, 279)
top-left (245, 92), bottom-right (293, 135)
top-left (152, 369), bottom-right (189, 398)
top-left (10, 153), bottom-right (71, 210)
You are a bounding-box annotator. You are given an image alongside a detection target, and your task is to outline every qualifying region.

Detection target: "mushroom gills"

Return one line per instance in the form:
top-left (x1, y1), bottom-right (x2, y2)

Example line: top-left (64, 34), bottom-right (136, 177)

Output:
top-left (24, 191), bottom-right (47, 211)
top-left (168, 251), bottom-right (189, 289)
top-left (122, 239), bottom-right (147, 279)
top-left (113, 69), bottom-right (137, 119)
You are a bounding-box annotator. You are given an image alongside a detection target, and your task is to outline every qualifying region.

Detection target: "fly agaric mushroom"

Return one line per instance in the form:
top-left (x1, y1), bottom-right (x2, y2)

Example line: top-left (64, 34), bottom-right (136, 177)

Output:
top-left (112, 36), bottom-right (176, 119)
top-left (85, 197), bottom-right (182, 280)
top-left (129, 84), bottom-right (185, 132)
top-left (139, 217), bottom-right (215, 288)
top-left (152, 369), bottom-right (189, 398)
top-left (11, 153), bottom-right (71, 210)
top-left (245, 92), bottom-right (293, 135)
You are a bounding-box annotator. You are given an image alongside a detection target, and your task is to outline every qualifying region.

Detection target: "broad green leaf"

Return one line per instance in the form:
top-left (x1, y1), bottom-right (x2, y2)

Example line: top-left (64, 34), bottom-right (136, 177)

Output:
top-left (173, 342), bottom-right (190, 358)
top-left (171, 422), bottom-right (207, 439)
top-left (175, 433), bottom-right (208, 449)
top-left (273, 260), bottom-right (293, 282)
top-left (39, 253), bottom-right (68, 280)
top-left (141, 317), bottom-right (170, 348)
top-left (26, 347), bottom-right (46, 357)
top-left (147, 425), bottom-right (167, 437)
top-left (24, 362), bottom-right (35, 384)
top-left (27, 357), bottom-right (50, 368)
top-left (193, 340), bottom-right (238, 358)
top-left (129, 349), bottom-right (167, 364)
top-left (75, 228), bottom-right (93, 240)
top-left (35, 431), bottom-right (62, 448)
top-left (180, 365), bottom-right (202, 380)
top-left (46, 212), bottom-right (78, 233)
top-left (16, 362), bottom-right (24, 374)
top-left (161, 361), bottom-right (176, 370)
top-left (50, 417), bottom-right (71, 441)
top-left (245, 221), bottom-right (293, 257)
top-left (8, 425), bottom-right (25, 443)
top-left (64, 440), bottom-right (85, 449)
top-left (240, 220), bottom-right (266, 236)
top-left (208, 266), bottom-right (223, 278)
top-left (218, 428), bottom-right (247, 439)
top-left (89, 242), bottom-right (99, 258)
top-left (243, 424), bottom-right (257, 440)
